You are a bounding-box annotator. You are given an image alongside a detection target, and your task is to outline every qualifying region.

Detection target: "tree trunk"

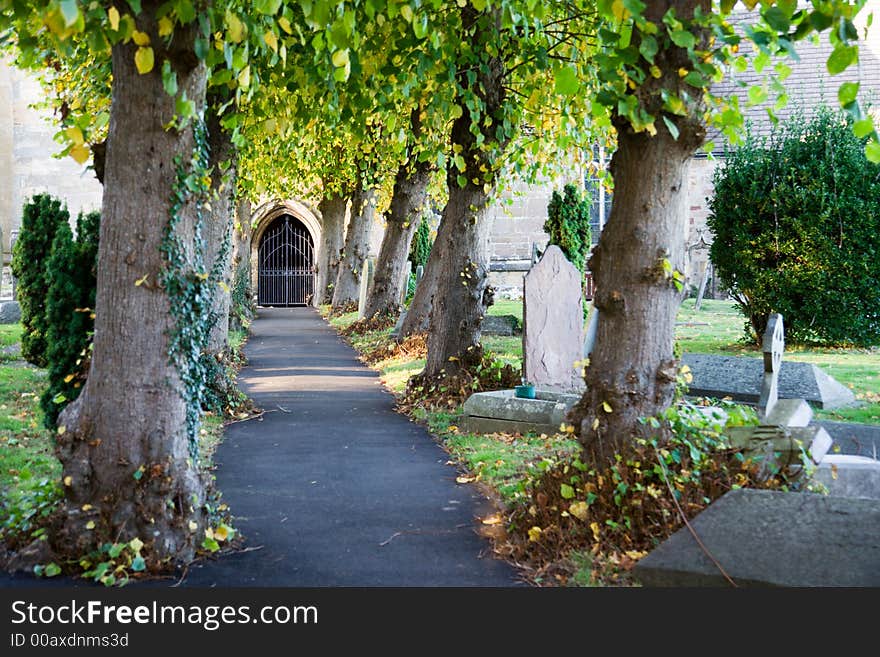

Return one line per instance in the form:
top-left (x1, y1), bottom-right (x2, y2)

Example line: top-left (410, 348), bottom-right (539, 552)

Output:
top-left (397, 239), bottom-right (440, 338)
top-left (205, 108), bottom-right (235, 354)
top-left (419, 6), bottom-right (507, 379)
top-left (53, 9), bottom-right (209, 566)
top-left (331, 184), bottom-right (376, 310)
top-left (232, 196), bottom-right (252, 280)
top-left (568, 0), bottom-right (708, 466)
top-left (363, 160), bottom-right (432, 318)
top-left (315, 193), bottom-right (347, 305)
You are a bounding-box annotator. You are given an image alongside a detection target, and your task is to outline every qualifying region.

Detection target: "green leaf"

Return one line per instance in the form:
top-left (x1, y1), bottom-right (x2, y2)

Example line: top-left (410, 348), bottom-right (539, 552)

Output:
top-left (131, 556), bottom-right (146, 572)
top-left (865, 139), bottom-right (880, 163)
top-left (255, 0), bottom-right (282, 15)
top-left (126, 0), bottom-right (143, 14)
top-left (838, 81), bottom-right (860, 107)
top-left (762, 7), bottom-right (790, 32)
top-left (560, 483), bottom-right (575, 499)
top-left (669, 30), bottom-right (696, 49)
top-left (663, 116), bottom-right (679, 140)
top-left (59, 0), bottom-right (79, 27)
top-left (639, 35), bottom-right (658, 63)
top-left (554, 66), bottom-right (579, 96)
top-left (202, 537), bottom-right (220, 553)
top-left (132, 466), bottom-right (144, 481)
top-left (108, 543), bottom-right (124, 558)
top-left (827, 45), bottom-right (857, 75)
top-left (853, 118), bottom-right (874, 139)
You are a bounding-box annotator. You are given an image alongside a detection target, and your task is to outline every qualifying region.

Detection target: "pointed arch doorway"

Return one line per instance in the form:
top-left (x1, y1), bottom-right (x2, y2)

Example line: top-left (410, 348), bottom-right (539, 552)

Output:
top-left (257, 214), bottom-right (316, 306)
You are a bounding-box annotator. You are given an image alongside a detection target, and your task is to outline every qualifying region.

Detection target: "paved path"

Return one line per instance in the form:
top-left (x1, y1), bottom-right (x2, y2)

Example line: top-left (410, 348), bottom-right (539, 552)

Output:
top-left (182, 307), bottom-right (519, 586)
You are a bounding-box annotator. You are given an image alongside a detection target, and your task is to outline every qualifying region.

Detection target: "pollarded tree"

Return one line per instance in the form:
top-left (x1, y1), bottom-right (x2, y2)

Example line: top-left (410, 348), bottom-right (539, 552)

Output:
top-left (568, 0), bottom-right (878, 465)
top-left (11, 194), bottom-right (70, 367)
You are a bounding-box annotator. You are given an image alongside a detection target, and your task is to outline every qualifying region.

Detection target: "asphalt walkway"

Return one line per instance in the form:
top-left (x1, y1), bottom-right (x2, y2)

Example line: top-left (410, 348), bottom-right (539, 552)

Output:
top-left (182, 307), bottom-right (519, 586)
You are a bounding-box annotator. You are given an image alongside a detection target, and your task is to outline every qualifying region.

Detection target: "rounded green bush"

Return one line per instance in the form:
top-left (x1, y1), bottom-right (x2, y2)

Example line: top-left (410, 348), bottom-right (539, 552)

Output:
top-left (708, 106), bottom-right (880, 346)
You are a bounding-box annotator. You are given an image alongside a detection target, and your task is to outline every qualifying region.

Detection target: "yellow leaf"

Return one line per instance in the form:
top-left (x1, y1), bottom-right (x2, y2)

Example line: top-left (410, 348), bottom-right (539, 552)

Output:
top-left (226, 12), bottom-right (245, 43)
top-left (592, 417), bottom-right (600, 430)
top-left (188, 520), bottom-right (198, 532)
top-left (590, 521), bottom-right (601, 541)
top-left (134, 273), bottom-right (149, 287)
top-left (63, 476), bottom-right (72, 486)
top-left (69, 143), bottom-right (90, 164)
top-left (602, 401), bottom-right (613, 413)
top-left (331, 48), bottom-right (350, 68)
top-left (447, 425), bottom-right (459, 433)
top-left (58, 425), bottom-right (67, 435)
top-left (831, 464), bottom-right (839, 480)
top-left (400, 5), bottom-right (413, 21)
top-left (455, 475), bottom-right (475, 484)
top-left (132, 30), bottom-right (150, 46)
top-left (82, 504), bottom-right (93, 511)
top-left (129, 537), bottom-right (144, 553)
top-left (278, 16), bottom-right (292, 34)
top-left (64, 126), bottom-right (84, 145)
top-left (108, 6), bottom-right (120, 31)
top-left (218, 281), bottom-right (230, 293)
top-left (237, 65), bottom-right (250, 89)
top-left (481, 514), bottom-right (502, 526)
top-left (205, 527), bottom-right (215, 540)
top-left (134, 46), bottom-right (154, 74)
top-left (569, 501), bottom-right (589, 521)
top-left (264, 30), bottom-right (278, 52)
top-left (86, 521), bottom-right (96, 530)
top-left (214, 525), bottom-right (229, 541)
top-left (528, 526), bottom-right (543, 542)
top-left (158, 16), bottom-right (173, 37)
top-left (194, 272), bottom-right (209, 280)
top-left (63, 374), bottom-right (75, 383)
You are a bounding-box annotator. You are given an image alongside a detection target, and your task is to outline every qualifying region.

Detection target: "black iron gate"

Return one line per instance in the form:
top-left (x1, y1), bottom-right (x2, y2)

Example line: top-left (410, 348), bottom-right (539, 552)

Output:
top-left (257, 215), bottom-right (315, 306)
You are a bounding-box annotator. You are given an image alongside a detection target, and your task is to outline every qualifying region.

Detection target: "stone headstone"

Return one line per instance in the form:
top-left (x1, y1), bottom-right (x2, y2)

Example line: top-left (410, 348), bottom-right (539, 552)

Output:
top-left (758, 313), bottom-right (784, 417)
top-left (583, 304), bottom-right (598, 358)
top-left (681, 353), bottom-right (855, 409)
top-left (357, 258), bottom-right (374, 319)
top-left (482, 314), bottom-right (520, 336)
top-left (0, 300), bottom-right (21, 324)
top-left (523, 245), bottom-right (585, 392)
top-left (415, 265), bottom-right (424, 283)
top-left (461, 388), bottom-right (580, 436)
top-left (400, 260), bottom-right (412, 306)
top-left (634, 488), bottom-right (880, 587)
top-left (814, 455), bottom-right (880, 500)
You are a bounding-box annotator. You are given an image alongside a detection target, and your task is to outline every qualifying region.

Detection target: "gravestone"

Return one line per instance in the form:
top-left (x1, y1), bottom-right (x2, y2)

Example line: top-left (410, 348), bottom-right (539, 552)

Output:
top-left (681, 354), bottom-right (854, 409)
top-left (523, 245), bottom-right (585, 392)
top-left (634, 488), bottom-right (880, 586)
top-left (415, 265), bottom-right (424, 283)
top-left (399, 260), bottom-right (412, 306)
top-left (482, 314), bottom-right (520, 336)
top-left (356, 258), bottom-right (375, 319)
top-left (461, 388), bottom-right (580, 435)
top-left (758, 313), bottom-right (784, 416)
top-left (0, 301), bottom-right (20, 324)
top-left (583, 304), bottom-right (598, 358)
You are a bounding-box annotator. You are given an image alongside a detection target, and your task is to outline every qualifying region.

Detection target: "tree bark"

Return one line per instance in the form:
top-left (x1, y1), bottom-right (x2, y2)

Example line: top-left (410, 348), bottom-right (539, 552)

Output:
top-left (205, 107), bottom-right (235, 354)
top-left (420, 6), bottom-right (508, 378)
top-left (315, 192), bottom-right (347, 306)
top-left (397, 234), bottom-right (440, 337)
top-left (331, 183), bottom-right (376, 310)
top-left (568, 0), bottom-right (708, 465)
top-left (363, 158), bottom-right (432, 319)
top-left (53, 7), bottom-right (209, 566)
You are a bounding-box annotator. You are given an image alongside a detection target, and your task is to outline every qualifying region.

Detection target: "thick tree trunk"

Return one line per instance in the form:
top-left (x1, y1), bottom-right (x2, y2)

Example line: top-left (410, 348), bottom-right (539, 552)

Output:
top-left (363, 161), bottom-right (432, 318)
top-left (568, 0), bottom-right (707, 465)
top-left (397, 240), bottom-right (440, 337)
top-left (315, 193), bottom-right (347, 306)
top-left (331, 184), bottom-right (376, 310)
top-left (53, 9), bottom-right (209, 566)
top-left (232, 196), bottom-right (252, 279)
top-left (206, 109), bottom-right (235, 354)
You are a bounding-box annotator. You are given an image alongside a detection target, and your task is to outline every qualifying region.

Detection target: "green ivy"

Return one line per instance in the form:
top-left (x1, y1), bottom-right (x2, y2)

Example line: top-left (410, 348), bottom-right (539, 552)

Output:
top-left (160, 117), bottom-right (231, 461)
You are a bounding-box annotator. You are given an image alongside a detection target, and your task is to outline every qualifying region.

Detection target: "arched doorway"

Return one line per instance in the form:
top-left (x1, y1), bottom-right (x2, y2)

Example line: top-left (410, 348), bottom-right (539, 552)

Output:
top-left (257, 214), bottom-right (315, 306)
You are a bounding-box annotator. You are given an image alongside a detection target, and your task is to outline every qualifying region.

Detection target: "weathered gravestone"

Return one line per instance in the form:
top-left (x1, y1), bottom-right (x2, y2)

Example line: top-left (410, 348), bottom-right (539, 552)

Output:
top-left (0, 300), bottom-right (21, 324)
top-left (634, 488), bottom-right (880, 586)
top-left (399, 260), bottom-right (412, 306)
top-left (523, 245), bottom-right (585, 392)
top-left (482, 314), bottom-right (520, 336)
top-left (415, 264), bottom-right (424, 283)
top-left (356, 258), bottom-right (375, 319)
top-left (724, 314), bottom-right (832, 467)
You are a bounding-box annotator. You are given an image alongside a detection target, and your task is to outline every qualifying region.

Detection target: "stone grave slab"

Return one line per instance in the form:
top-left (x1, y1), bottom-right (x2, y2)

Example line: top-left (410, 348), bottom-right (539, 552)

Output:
top-left (523, 245), bottom-right (584, 392)
top-left (814, 455), bottom-right (880, 500)
top-left (0, 301), bottom-right (20, 324)
top-left (634, 488), bottom-right (880, 587)
top-left (461, 388), bottom-right (579, 436)
top-left (482, 314), bottom-right (520, 336)
top-left (681, 353), bottom-right (855, 409)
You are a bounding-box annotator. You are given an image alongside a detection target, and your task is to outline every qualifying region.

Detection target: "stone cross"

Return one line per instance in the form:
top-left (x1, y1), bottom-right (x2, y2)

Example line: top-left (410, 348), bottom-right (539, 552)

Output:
top-left (758, 313), bottom-right (784, 418)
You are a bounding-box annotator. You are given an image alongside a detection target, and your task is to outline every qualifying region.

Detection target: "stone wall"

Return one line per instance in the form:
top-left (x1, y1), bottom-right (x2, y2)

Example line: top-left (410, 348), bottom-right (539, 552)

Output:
top-left (0, 60), bottom-right (103, 264)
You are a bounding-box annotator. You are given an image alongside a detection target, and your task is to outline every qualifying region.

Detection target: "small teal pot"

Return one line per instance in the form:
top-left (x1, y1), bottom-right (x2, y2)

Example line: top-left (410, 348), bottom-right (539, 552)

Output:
top-left (514, 384), bottom-right (536, 399)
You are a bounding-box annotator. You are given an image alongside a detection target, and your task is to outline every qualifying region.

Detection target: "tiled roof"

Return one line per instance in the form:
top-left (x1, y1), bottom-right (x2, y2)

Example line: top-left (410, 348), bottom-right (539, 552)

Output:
top-left (706, 5), bottom-right (880, 150)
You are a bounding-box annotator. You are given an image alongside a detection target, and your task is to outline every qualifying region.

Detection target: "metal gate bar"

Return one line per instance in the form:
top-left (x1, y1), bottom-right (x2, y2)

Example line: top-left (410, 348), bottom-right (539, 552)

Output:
top-left (257, 215), bottom-right (315, 306)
